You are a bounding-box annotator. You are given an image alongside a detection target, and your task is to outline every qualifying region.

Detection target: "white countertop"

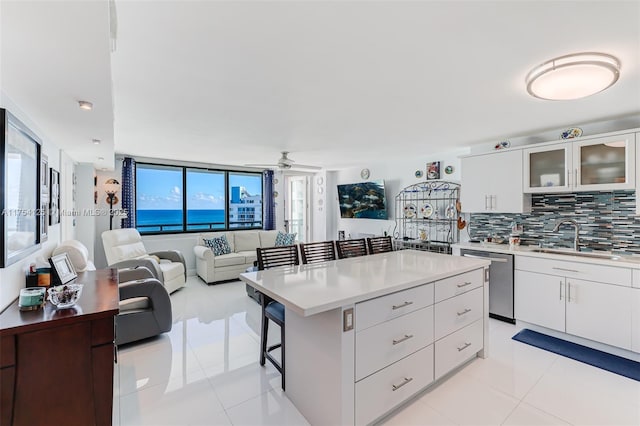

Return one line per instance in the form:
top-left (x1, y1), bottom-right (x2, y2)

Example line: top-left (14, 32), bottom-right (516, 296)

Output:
top-left (239, 250), bottom-right (490, 317)
top-left (452, 242), bottom-right (640, 268)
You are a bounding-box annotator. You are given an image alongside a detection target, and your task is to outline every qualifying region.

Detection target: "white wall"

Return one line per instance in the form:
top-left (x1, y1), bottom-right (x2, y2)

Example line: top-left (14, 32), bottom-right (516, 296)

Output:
top-left (59, 150), bottom-right (76, 242)
top-left (0, 93), bottom-right (65, 311)
top-left (326, 149), bottom-right (469, 242)
top-left (75, 163), bottom-right (97, 263)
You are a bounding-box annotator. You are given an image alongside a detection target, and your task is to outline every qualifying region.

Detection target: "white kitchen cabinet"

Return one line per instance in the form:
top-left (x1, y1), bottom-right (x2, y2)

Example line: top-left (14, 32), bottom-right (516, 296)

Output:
top-left (565, 278), bottom-right (633, 350)
top-left (632, 289), bottom-right (640, 353)
top-left (524, 132), bottom-right (636, 193)
top-left (636, 132), bottom-right (640, 215)
top-left (515, 260), bottom-right (634, 351)
top-left (515, 270), bottom-right (565, 332)
top-left (460, 149), bottom-right (531, 213)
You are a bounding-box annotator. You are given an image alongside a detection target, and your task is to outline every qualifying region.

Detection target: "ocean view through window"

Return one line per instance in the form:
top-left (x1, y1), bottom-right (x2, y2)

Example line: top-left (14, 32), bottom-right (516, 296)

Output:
top-left (135, 163), bottom-right (263, 234)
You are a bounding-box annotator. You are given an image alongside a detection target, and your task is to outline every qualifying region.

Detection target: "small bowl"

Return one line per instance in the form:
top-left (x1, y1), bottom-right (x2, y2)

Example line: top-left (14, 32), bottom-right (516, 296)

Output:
top-left (47, 284), bottom-right (83, 309)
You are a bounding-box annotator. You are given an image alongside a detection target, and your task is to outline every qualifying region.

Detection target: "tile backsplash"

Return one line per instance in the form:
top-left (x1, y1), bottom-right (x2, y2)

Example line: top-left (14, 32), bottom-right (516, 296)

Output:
top-left (469, 191), bottom-right (640, 253)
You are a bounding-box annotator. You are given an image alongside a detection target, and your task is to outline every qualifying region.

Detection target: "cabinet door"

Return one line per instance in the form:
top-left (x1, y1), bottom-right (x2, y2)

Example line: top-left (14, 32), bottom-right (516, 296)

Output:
top-left (514, 270), bottom-right (565, 332)
top-left (573, 133), bottom-right (636, 191)
top-left (632, 288), bottom-right (640, 353)
top-left (565, 279), bottom-right (633, 350)
top-left (461, 154), bottom-right (492, 213)
top-left (492, 150), bottom-right (529, 213)
top-left (461, 150), bottom-right (529, 213)
top-left (523, 142), bottom-right (571, 193)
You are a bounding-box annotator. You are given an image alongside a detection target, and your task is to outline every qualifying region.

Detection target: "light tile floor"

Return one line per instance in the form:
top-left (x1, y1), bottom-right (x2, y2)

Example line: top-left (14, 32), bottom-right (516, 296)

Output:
top-left (114, 277), bottom-right (640, 425)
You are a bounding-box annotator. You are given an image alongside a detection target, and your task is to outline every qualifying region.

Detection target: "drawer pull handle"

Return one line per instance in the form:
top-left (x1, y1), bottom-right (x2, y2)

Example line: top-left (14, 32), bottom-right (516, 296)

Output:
top-left (552, 267), bottom-right (580, 273)
top-left (392, 334), bottom-right (414, 345)
top-left (392, 377), bottom-right (413, 391)
top-left (392, 301), bottom-right (413, 310)
top-left (457, 342), bottom-right (472, 352)
top-left (456, 281), bottom-right (473, 288)
top-left (457, 308), bottom-right (471, 316)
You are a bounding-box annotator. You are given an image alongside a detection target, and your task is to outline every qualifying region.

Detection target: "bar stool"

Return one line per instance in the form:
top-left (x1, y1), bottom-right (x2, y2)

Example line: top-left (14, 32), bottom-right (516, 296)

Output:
top-left (255, 245), bottom-right (300, 391)
top-left (335, 238), bottom-right (368, 259)
top-left (367, 236), bottom-right (394, 254)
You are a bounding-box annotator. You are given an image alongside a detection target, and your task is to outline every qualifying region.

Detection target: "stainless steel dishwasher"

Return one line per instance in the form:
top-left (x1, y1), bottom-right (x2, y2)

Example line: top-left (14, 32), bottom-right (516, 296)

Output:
top-left (459, 249), bottom-right (514, 323)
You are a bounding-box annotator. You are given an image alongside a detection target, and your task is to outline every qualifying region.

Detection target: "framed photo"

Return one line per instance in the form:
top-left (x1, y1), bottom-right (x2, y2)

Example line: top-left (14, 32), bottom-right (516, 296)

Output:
top-left (50, 168), bottom-right (60, 225)
top-left (426, 161), bottom-right (441, 180)
top-left (49, 253), bottom-right (77, 285)
top-left (1, 109), bottom-right (43, 267)
top-left (40, 154), bottom-right (49, 241)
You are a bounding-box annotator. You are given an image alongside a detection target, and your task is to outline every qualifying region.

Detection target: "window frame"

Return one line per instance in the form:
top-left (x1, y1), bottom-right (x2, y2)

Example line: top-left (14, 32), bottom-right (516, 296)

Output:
top-left (135, 161), bottom-right (264, 235)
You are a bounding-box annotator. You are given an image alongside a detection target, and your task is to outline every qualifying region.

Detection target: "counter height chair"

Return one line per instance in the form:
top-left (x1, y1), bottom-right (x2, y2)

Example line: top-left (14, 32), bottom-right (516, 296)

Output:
top-left (255, 245), bottom-right (300, 390)
top-left (336, 238), bottom-right (368, 259)
top-left (367, 236), bottom-right (394, 254)
top-left (299, 240), bottom-right (336, 264)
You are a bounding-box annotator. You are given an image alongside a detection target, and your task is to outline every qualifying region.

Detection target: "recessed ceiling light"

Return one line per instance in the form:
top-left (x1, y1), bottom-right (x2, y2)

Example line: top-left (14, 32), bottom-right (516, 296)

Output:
top-left (98, 156), bottom-right (105, 161)
top-left (526, 52), bottom-right (620, 100)
top-left (78, 100), bottom-right (93, 110)
top-left (92, 139), bottom-right (101, 145)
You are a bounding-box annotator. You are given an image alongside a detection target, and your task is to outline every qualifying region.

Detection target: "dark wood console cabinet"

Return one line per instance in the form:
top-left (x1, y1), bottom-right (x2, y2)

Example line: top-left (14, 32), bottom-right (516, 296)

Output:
top-left (0, 269), bottom-right (119, 425)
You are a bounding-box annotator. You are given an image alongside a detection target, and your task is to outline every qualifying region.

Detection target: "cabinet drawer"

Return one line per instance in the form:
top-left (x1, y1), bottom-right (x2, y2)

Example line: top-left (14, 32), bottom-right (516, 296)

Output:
top-left (356, 306), bottom-right (434, 381)
top-left (515, 255), bottom-right (632, 287)
top-left (355, 345), bottom-right (434, 426)
top-left (435, 269), bottom-right (483, 303)
top-left (434, 287), bottom-right (483, 340)
top-left (434, 320), bottom-right (483, 380)
top-left (356, 283), bottom-right (434, 331)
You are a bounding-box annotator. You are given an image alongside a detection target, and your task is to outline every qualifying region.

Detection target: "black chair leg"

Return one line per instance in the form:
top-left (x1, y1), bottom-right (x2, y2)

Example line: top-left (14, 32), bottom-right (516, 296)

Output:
top-left (280, 321), bottom-right (285, 391)
top-left (260, 299), bottom-right (268, 366)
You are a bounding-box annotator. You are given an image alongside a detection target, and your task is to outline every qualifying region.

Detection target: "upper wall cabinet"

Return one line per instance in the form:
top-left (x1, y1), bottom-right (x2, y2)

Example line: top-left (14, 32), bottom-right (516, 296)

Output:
top-left (460, 149), bottom-right (531, 214)
top-left (524, 133), bottom-right (636, 193)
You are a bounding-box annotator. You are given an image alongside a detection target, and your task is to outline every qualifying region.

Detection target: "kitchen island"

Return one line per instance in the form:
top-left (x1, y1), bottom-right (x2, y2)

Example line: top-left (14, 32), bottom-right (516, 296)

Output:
top-left (240, 249), bottom-right (490, 425)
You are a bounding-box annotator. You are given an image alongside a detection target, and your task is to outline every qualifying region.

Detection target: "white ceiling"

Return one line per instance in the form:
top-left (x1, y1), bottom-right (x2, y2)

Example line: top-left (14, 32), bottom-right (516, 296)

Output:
top-left (2, 1), bottom-right (640, 170)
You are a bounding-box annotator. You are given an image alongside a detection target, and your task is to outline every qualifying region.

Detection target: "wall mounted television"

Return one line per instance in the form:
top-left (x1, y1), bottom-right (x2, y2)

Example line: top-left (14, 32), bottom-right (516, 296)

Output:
top-left (1, 108), bottom-right (42, 267)
top-left (337, 180), bottom-right (388, 219)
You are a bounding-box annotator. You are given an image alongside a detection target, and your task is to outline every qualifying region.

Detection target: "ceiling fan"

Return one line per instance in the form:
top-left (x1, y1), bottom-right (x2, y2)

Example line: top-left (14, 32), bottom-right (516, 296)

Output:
top-left (245, 151), bottom-right (321, 170)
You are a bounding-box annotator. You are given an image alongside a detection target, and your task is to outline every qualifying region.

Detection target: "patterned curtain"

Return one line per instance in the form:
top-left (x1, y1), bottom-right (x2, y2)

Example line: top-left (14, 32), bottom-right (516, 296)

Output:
top-left (263, 169), bottom-right (275, 230)
top-left (121, 157), bottom-right (136, 228)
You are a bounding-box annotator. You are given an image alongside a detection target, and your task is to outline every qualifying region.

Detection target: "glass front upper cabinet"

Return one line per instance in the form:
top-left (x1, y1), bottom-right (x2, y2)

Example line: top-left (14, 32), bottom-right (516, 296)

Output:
top-left (524, 133), bottom-right (636, 193)
top-left (523, 142), bottom-right (572, 193)
top-left (574, 134), bottom-right (635, 191)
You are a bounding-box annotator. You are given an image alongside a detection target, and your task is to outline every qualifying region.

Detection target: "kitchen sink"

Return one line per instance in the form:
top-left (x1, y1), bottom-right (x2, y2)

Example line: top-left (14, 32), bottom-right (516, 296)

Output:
top-left (529, 248), bottom-right (621, 260)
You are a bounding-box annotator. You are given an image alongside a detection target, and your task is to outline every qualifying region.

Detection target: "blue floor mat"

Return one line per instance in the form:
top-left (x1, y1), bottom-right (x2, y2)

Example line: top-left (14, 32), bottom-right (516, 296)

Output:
top-left (512, 329), bottom-right (640, 382)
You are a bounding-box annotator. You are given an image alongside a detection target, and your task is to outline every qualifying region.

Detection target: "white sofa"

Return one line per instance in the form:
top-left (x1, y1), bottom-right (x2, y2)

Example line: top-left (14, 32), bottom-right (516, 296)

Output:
top-left (194, 230), bottom-right (279, 283)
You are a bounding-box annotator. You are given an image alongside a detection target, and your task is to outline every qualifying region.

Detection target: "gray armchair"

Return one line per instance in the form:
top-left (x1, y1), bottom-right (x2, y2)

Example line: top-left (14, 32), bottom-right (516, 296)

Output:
top-left (117, 267), bottom-right (173, 345)
top-left (102, 228), bottom-right (186, 293)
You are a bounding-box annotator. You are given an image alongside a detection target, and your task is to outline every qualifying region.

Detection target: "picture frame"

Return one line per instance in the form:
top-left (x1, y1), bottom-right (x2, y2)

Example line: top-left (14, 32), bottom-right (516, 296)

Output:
top-left (426, 161), bottom-right (441, 180)
top-left (40, 153), bottom-right (49, 241)
top-left (50, 168), bottom-right (60, 225)
top-left (49, 252), bottom-right (77, 285)
top-left (1, 108), bottom-right (43, 268)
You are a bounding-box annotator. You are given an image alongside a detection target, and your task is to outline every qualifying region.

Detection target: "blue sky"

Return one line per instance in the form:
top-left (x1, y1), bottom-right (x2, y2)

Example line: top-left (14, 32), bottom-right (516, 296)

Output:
top-left (136, 166), bottom-right (262, 210)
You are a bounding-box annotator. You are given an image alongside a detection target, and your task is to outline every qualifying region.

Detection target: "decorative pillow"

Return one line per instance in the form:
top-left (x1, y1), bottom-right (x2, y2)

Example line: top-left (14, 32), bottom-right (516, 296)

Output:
top-left (274, 231), bottom-right (296, 246)
top-left (203, 235), bottom-right (231, 256)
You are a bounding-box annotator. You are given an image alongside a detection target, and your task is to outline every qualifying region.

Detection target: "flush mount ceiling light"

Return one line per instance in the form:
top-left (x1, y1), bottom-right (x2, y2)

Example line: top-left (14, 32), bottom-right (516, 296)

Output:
top-left (78, 100), bottom-right (93, 110)
top-left (526, 52), bottom-right (620, 100)
top-left (92, 139), bottom-right (101, 145)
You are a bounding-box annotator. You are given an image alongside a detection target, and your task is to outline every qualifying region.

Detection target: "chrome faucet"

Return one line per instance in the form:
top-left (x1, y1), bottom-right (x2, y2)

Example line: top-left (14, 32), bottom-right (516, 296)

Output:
top-left (552, 219), bottom-right (580, 251)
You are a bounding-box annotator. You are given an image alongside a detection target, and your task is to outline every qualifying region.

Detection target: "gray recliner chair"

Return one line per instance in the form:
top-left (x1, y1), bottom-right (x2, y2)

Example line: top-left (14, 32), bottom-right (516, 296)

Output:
top-left (102, 228), bottom-right (186, 294)
top-left (117, 267), bottom-right (173, 345)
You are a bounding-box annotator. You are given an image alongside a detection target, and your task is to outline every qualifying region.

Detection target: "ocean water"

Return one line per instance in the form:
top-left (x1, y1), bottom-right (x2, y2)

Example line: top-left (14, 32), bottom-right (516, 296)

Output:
top-left (137, 209), bottom-right (225, 231)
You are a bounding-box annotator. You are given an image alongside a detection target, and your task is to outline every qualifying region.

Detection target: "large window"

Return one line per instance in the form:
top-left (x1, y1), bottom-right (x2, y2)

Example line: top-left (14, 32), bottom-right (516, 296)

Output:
top-left (135, 163), bottom-right (263, 234)
top-left (186, 169), bottom-right (225, 231)
top-left (229, 172), bottom-right (263, 229)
